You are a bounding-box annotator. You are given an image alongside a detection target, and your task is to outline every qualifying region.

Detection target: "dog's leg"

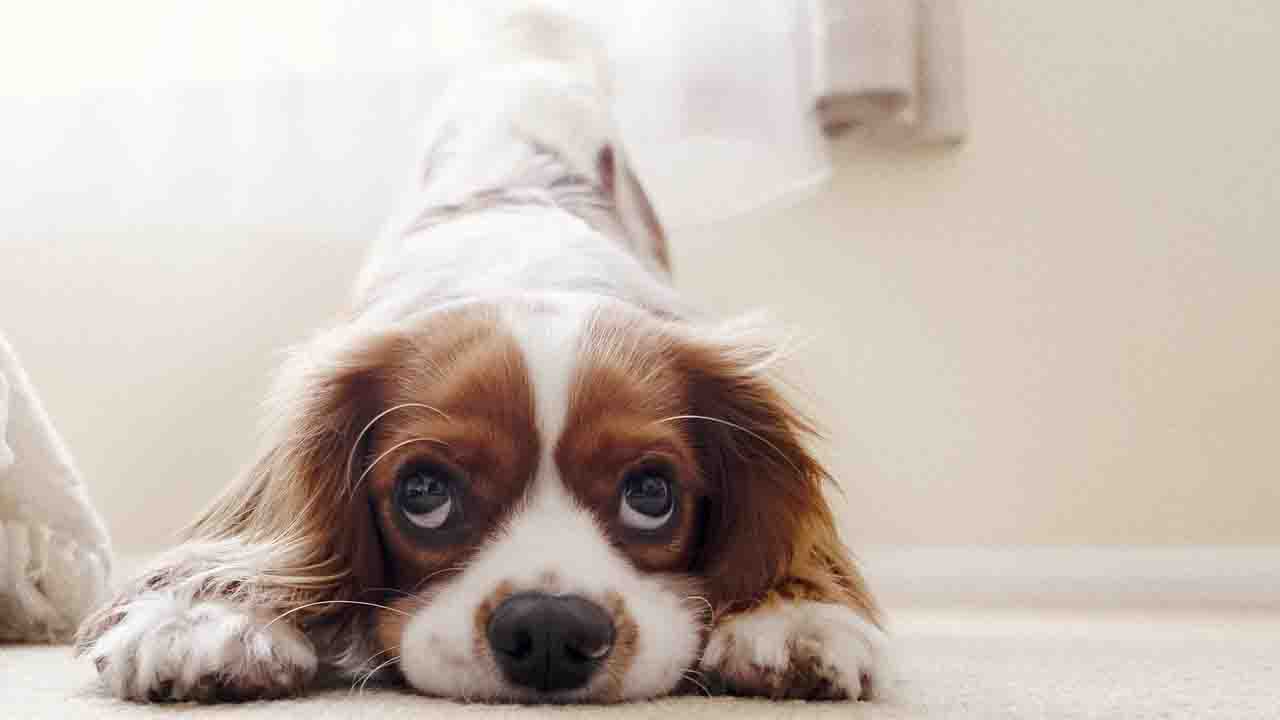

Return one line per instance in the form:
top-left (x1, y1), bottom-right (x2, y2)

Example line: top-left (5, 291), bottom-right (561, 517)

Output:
top-left (75, 542), bottom-right (317, 702)
top-left (77, 321), bottom-right (400, 703)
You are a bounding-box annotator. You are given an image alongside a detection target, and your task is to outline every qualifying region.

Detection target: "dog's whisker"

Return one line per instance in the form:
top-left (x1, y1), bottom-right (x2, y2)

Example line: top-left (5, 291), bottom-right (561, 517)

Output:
top-left (361, 645), bottom-right (401, 669)
top-left (362, 586), bottom-right (413, 598)
top-left (361, 587), bottom-right (429, 608)
top-left (682, 670), bottom-right (712, 698)
top-left (351, 436), bottom-right (449, 497)
top-left (652, 414), bottom-right (802, 474)
top-left (263, 600), bottom-right (410, 630)
top-left (684, 595), bottom-right (715, 620)
top-left (343, 403), bottom-right (451, 500)
top-left (357, 656), bottom-right (402, 696)
top-left (410, 564), bottom-right (468, 594)
top-left (347, 646), bottom-right (401, 695)
top-left (349, 668), bottom-right (376, 696)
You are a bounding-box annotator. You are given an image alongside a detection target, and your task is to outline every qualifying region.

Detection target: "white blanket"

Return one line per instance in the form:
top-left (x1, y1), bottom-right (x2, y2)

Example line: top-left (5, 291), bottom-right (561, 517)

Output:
top-left (0, 332), bottom-right (110, 642)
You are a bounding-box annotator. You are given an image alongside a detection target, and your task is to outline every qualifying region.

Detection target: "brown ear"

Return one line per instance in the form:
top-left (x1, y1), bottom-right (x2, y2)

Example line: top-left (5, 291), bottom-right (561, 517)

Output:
top-left (184, 322), bottom-right (416, 612)
top-left (675, 329), bottom-right (880, 623)
top-left (76, 323), bottom-right (409, 652)
top-left (597, 145), bottom-right (671, 272)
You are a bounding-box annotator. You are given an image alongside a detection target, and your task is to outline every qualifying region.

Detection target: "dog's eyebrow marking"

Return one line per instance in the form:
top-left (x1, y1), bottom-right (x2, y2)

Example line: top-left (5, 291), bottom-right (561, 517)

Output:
top-left (264, 600), bottom-right (411, 631)
top-left (343, 403), bottom-right (451, 500)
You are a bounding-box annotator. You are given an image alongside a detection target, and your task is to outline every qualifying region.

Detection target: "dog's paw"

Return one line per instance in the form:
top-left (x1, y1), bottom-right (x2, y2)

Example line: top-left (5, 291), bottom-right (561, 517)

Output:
top-left (700, 600), bottom-right (889, 700)
top-left (82, 592), bottom-right (316, 703)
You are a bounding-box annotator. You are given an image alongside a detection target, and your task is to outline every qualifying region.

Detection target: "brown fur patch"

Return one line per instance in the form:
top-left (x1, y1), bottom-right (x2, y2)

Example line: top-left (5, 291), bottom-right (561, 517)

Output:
top-left (353, 305), bottom-right (539, 658)
top-left (598, 590), bottom-right (639, 701)
top-left (555, 306), bottom-right (707, 574)
top-left (560, 303), bottom-right (880, 625)
top-left (472, 580), bottom-right (517, 663)
top-left (361, 305), bottom-right (538, 596)
top-left (135, 302), bottom-right (541, 675)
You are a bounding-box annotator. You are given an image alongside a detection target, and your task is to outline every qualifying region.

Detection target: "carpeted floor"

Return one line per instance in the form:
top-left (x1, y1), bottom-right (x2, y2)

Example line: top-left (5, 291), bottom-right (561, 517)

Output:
top-left (4, 609), bottom-right (1278, 719)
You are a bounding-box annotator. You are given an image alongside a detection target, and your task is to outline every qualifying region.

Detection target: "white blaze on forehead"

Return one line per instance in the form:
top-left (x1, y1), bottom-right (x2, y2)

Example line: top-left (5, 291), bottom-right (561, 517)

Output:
top-left (499, 297), bottom-right (615, 572)
top-left (502, 296), bottom-right (592, 480)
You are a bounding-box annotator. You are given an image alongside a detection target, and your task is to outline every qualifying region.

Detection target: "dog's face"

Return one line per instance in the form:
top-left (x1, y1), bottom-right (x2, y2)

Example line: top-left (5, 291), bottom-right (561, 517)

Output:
top-left (251, 295), bottom-right (832, 702)
top-left (361, 302), bottom-right (706, 701)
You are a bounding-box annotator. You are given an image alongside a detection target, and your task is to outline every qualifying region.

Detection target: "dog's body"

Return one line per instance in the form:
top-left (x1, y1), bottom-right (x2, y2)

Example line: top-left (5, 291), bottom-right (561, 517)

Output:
top-left (76, 11), bottom-right (889, 704)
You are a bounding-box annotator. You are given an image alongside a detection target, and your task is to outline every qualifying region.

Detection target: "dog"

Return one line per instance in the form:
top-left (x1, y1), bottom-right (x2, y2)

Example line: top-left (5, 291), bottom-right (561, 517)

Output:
top-left (75, 9), bottom-right (889, 704)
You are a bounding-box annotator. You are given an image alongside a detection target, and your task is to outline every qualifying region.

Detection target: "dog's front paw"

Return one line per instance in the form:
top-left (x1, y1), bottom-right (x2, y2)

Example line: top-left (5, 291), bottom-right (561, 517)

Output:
top-left (81, 592), bottom-right (316, 702)
top-left (700, 600), bottom-right (889, 700)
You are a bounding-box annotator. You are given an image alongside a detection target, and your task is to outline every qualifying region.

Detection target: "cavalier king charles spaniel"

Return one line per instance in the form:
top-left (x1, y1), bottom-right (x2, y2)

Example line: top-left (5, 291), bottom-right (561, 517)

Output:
top-left (76, 8), bottom-right (889, 704)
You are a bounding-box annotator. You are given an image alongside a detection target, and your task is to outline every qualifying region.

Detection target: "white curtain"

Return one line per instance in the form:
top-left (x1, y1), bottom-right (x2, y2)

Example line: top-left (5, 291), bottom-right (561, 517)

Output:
top-left (0, 1), bottom-right (962, 235)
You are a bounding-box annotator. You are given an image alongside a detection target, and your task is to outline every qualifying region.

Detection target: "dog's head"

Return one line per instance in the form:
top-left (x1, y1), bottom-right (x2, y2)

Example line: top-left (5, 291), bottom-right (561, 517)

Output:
top-left (194, 296), bottom-right (849, 702)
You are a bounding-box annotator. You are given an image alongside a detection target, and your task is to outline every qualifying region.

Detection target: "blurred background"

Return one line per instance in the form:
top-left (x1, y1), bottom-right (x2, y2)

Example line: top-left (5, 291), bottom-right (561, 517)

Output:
top-left (1, 1), bottom-right (1277, 597)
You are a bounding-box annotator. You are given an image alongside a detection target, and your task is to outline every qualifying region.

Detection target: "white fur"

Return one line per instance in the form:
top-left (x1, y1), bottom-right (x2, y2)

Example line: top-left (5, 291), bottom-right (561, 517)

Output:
top-left (354, 7), bottom-right (680, 325)
top-left (87, 591), bottom-right (316, 702)
top-left (700, 600), bottom-right (893, 700)
top-left (397, 302), bottom-right (703, 701)
top-left (362, 209), bottom-right (682, 326)
top-left (506, 297), bottom-right (587, 445)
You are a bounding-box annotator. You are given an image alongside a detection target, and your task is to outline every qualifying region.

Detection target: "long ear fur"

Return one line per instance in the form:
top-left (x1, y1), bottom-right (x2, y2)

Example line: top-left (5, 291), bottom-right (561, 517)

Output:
top-left (76, 322), bottom-right (409, 650)
top-left (191, 321), bottom-right (408, 592)
top-left (676, 321), bottom-right (881, 625)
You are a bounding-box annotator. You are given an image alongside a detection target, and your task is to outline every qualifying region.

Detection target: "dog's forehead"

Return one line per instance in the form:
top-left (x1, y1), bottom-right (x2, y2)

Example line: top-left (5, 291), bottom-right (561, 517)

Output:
top-left (377, 298), bottom-right (692, 485)
top-left (501, 298), bottom-right (593, 448)
top-left (385, 304), bottom-right (537, 441)
top-left (500, 298), bottom-right (687, 454)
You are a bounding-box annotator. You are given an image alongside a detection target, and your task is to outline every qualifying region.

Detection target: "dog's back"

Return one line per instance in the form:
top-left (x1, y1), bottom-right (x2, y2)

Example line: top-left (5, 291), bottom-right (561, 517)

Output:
top-left (355, 9), bottom-right (673, 322)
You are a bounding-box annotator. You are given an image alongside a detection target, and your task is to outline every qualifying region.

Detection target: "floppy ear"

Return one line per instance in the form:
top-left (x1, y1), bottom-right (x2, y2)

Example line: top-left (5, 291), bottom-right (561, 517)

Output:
top-left (186, 321), bottom-right (414, 603)
top-left (676, 327), bottom-right (880, 624)
top-left (597, 144), bottom-right (671, 272)
top-left (76, 322), bottom-right (411, 650)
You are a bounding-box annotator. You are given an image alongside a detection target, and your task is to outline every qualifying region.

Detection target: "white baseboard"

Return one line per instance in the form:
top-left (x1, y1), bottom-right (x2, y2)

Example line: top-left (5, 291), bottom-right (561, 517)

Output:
top-left (859, 546), bottom-right (1280, 613)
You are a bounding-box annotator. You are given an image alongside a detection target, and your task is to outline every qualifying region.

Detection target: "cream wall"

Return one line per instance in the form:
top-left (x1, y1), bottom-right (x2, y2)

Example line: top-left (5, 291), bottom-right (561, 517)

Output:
top-left (2, 2), bottom-right (1278, 551)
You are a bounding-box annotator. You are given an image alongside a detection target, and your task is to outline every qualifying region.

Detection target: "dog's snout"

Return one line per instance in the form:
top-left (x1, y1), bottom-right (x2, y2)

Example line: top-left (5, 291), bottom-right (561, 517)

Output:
top-left (487, 592), bottom-right (614, 692)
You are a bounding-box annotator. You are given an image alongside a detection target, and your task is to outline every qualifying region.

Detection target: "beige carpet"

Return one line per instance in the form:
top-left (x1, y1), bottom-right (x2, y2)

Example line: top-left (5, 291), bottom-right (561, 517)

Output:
top-left (4, 609), bottom-right (1278, 719)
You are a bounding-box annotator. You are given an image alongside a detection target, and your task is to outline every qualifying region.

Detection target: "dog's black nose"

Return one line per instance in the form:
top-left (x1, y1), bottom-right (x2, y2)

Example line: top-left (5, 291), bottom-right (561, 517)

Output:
top-left (486, 592), bottom-right (614, 692)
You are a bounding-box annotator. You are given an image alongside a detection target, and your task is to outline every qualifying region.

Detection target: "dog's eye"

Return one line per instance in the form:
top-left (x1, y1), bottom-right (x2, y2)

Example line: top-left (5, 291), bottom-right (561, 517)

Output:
top-left (619, 464), bottom-right (676, 531)
top-left (397, 464), bottom-right (458, 530)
